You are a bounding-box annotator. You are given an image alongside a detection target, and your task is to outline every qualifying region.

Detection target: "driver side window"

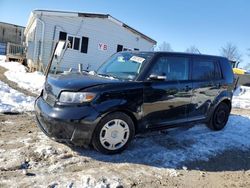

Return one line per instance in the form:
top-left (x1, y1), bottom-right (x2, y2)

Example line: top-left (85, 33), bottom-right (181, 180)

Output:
top-left (149, 56), bottom-right (189, 81)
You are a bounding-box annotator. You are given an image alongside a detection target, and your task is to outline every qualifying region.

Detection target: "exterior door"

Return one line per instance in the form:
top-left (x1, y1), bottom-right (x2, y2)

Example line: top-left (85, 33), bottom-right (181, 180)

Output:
top-left (188, 57), bottom-right (222, 120)
top-left (143, 55), bottom-right (192, 128)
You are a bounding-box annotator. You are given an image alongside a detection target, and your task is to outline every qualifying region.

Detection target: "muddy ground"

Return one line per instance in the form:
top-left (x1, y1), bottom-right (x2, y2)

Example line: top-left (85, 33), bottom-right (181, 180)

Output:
top-left (0, 109), bottom-right (250, 188)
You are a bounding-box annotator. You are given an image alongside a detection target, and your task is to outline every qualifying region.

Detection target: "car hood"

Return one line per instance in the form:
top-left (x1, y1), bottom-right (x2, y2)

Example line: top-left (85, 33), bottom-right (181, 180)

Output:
top-left (45, 72), bottom-right (119, 96)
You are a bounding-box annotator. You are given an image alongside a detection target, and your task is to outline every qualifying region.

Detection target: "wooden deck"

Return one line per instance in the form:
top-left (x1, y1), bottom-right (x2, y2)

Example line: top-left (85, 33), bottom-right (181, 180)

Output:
top-left (6, 42), bottom-right (25, 64)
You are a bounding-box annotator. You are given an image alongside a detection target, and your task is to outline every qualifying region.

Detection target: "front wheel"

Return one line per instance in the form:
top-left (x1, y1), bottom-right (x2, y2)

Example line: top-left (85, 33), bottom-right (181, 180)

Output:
top-left (207, 102), bottom-right (230, 131)
top-left (92, 112), bottom-right (135, 154)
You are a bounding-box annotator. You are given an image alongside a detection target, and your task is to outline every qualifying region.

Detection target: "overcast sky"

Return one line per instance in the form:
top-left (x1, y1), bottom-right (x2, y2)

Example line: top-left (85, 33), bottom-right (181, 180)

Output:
top-left (0, 0), bottom-right (249, 66)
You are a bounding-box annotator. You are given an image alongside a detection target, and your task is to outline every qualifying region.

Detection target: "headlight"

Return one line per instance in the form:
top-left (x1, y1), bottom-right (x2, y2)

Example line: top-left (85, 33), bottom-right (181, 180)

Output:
top-left (59, 92), bottom-right (96, 103)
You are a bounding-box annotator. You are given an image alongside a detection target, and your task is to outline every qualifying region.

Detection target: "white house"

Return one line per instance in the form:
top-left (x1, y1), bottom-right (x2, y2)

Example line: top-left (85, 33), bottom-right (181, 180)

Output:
top-left (24, 10), bottom-right (156, 72)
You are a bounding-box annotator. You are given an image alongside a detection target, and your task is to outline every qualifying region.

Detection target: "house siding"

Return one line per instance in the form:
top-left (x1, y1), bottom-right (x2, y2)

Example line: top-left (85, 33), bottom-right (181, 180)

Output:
top-left (25, 12), bottom-right (155, 71)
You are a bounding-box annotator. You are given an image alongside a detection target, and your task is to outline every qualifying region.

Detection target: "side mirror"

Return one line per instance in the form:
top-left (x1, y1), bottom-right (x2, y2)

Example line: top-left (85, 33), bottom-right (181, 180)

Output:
top-left (148, 74), bottom-right (167, 81)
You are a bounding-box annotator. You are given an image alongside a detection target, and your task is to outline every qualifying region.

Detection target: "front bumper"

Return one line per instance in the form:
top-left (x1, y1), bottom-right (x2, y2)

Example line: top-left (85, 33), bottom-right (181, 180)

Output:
top-left (35, 97), bottom-right (100, 147)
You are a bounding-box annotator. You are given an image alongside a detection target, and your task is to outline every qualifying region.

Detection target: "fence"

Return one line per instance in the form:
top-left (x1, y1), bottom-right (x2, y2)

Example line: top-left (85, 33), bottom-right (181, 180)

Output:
top-left (6, 42), bottom-right (25, 63)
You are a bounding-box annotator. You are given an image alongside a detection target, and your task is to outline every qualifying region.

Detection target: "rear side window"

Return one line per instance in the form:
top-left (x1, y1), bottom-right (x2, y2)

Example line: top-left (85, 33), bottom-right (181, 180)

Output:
top-left (192, 59), bottom-right (221, 80)
top-left (149, 56), bottom-right (189, 81)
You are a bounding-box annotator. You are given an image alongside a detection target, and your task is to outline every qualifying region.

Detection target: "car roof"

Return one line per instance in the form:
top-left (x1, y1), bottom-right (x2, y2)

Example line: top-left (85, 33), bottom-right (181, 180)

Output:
top-left (129, 51), bottom-right (228, 60)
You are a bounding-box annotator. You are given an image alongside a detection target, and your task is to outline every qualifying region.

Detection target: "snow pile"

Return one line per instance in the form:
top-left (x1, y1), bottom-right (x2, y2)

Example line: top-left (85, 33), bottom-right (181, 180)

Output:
top-left (0, 81), bottom-right (34, 113)
top-left (5, 70), bottom-right (45, 94)
top-left (232, 86), bottom-right (250, 109)
top-left (0, 55), bottom-right (6, 61)
top-left (0, 58), bottom-right (45, 94)
top-left (0, 60), bottom-right (27, 72)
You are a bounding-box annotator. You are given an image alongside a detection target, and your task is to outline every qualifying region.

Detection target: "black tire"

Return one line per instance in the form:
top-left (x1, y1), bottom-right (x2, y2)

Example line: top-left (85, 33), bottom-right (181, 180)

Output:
top-left (207, 102), bottom-right (230, 131)
top-left (92, 112), bottom-right (135, 154)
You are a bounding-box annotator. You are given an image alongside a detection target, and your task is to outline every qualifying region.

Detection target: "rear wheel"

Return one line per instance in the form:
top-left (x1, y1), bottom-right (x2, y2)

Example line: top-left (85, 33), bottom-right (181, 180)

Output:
top-left (92, 112), bottom-right (135, 154)
top-left (207, 102), bottom-right (230, 131)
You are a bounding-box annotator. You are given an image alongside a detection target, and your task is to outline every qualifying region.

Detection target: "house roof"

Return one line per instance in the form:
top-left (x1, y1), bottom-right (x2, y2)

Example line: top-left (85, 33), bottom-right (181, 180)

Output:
top-left (26, 9), bottom-right (157, 45)
top-left (0, 21), bottom-right (25, 28)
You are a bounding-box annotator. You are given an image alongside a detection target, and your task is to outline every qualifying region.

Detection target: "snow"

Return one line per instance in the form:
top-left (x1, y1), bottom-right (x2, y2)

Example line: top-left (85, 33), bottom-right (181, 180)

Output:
top-left (232, 86), bottom-right (250, 109)
top-left (0, 57), bottom-right (45, 94)
top-left (0, 80), bottom-right (34, 113)
top-left (0, 55), bottom-right (6, 61)
top-left (88, 71), bottom-right (117, 80)
top-left (5, 70), bottom-right (45, 94)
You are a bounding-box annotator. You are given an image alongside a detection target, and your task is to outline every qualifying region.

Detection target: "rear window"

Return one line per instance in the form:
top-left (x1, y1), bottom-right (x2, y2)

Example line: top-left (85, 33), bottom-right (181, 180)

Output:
top-left (192, 59), bottom-right (221, 80)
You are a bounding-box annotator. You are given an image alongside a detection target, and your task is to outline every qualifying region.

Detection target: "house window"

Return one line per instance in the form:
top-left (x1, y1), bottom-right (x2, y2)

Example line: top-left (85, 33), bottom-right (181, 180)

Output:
top-left (117, 44), bottom-right (123, 52)
top-left (67, 36), bottom-right (74, 49)
top-left (59, 31), bottom-right (67, 40)
top-left (81, 36), bottom-right (89, 53)
top-left (74, 37), bottom-right (80, 50)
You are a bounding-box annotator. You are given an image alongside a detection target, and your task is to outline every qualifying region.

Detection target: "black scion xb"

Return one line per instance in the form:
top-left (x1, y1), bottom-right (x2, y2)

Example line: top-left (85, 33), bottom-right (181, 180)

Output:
top-left (35, 51), bottom-right (234, 154)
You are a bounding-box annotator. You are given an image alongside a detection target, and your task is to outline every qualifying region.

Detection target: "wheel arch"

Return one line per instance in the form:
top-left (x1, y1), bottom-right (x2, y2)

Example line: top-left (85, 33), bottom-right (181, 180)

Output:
top-left (214, 97), bottom-right (232, 112)
top-left (207, 96), bottom-right (232, 122)
top-left (220, 98), bottom-right (232, 111)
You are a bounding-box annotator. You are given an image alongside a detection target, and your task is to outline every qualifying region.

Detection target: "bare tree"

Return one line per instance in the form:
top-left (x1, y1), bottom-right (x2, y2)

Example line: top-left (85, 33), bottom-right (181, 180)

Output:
top-left (155, 42), bottom-right (173, 52)
top-left (244, 48), bottom-right (250, 70)
top-left (220, 43), bottom-right (242, 62)
top-left (247, 48), bottom-right (250, 57)
top-left (185, 45), bottom-right (201, 54)
top-left (244, 64), bottom-right (250, 71)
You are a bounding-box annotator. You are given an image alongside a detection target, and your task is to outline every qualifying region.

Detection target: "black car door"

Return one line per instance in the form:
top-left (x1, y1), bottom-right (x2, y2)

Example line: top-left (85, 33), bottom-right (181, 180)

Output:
top-left (143, 55), bottom-right (192, 128)
top-left (188, 57), bottom-right (222, 120)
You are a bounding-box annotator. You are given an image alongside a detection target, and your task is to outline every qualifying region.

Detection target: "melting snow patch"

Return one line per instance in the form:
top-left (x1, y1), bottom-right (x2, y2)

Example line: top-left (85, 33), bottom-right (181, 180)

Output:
top-left (0, 81), bottom-right (34, 113)
top-left (45, 176), bottom-right (122, 188)
top-left (232, 86), bottom-right (250, 109)
top-left (82, 176), bottom-right (122, 188)
top-left (0, 55), bottom-right (6, 61)
top-left (166, 169), bottom-right (179, 177)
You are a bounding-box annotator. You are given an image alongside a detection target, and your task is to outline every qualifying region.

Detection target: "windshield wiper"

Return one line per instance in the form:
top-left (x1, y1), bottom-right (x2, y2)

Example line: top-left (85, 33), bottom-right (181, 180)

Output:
top-left (97, 73), bottom-right (110, 77)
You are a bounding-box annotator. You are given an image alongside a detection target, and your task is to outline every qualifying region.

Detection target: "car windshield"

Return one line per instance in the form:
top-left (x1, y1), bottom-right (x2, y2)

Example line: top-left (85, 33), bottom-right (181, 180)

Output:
top-left (97, 52), bottom-right (152, 80)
